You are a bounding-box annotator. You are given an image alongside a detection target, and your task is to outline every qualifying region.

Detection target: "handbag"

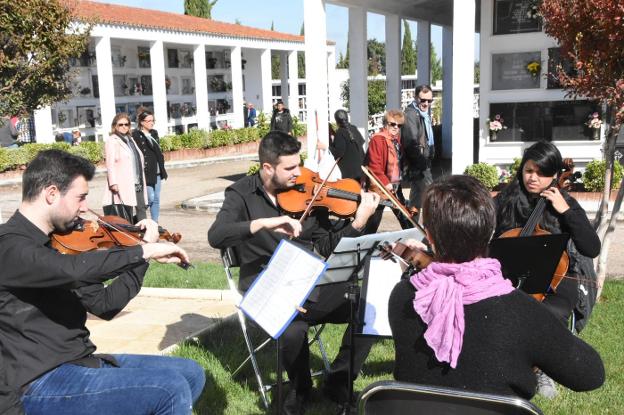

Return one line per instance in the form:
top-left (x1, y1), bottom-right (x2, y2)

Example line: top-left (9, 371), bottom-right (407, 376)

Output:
top-left (102, 194), bottom-right (134, 223)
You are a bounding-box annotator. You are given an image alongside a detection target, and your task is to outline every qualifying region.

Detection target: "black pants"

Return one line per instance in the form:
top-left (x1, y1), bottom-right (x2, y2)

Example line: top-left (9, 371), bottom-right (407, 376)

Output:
top-left (363, 184), bottom-right (412, 234)
top-left (542, 275), bottom-right (578, 327)
top-left (280, 282), bottom-right (376, 395)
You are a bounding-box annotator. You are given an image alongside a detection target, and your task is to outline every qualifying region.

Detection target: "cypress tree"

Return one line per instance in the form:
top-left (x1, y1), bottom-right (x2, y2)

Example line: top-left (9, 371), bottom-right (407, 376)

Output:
top-left (401, 20), bottom-right (416, 75)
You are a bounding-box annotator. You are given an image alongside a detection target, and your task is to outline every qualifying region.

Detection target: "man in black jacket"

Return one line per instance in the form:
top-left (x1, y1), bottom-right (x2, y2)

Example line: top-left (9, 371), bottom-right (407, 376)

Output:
top-left (0, 150), bottom-right (203, 415)
top-left (401, 84), bottom-right (435, 210)
top-left (270, 100), bottom-right (293, 135)
top-left (208, 131), bottom-right (380, 414)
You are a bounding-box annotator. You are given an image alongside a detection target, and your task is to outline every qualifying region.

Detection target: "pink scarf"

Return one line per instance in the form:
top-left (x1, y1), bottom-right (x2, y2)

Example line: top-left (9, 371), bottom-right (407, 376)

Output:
top-left (410, 258), bottom-right (514, 368)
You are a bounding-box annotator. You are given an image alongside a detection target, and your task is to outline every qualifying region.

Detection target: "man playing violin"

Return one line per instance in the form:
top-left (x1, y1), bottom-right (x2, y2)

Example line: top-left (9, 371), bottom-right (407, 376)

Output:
top-left (208, 131), bottom-right (380, 414)
top-left (0, 150), bottom-right (205, 415)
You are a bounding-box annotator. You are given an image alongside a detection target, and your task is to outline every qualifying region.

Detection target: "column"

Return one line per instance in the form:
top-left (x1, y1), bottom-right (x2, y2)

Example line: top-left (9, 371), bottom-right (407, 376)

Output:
top-left (304, 0), bottom-right (329, 154)
top-left (348, 6), bottom-right (368, 139)
top-left (280, 51), bottom-right (289, 107)
top-left (417, 20), bottom-right (431, 86)
top-left (231, 46), bottom-right (245, 128)
top-left (288, 50), bottom-right (299, 119)
top-left (442, 26), bottom-right (453, 160)
top-left (385, 14), bottom-right (401, 109)
top-left (451, 0), bottom-right (476, 173)
top-left (150, 40), bottom-right (168, 137)
top-left (327, 48), bottom-right (339, 118)
top-left (33, 107), bottom-right (53, 143)
top-left (260, 49), bottom-right (272, 114)
top-left (193, 44), bottom-right (209, 130)
top-left (95, 36), bottom-right (115, 135)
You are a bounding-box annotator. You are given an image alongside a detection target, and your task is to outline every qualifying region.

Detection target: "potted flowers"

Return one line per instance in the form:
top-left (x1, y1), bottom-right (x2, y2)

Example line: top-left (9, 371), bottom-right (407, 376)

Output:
top-left (487, 114), bottom-right (505, 142)
top-left (586, 112), bottom-right (602, 140)
top-left (526, 61), bottom-right (541, 78)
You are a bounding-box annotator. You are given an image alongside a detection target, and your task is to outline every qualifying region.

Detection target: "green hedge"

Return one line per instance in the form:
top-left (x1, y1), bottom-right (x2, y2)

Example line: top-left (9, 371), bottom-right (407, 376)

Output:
top-left (582, 160), bottom-right (624, 192)
top-left (464, 162), bottom-right (499, 190)
top-left (0, 124), bottom-right (305, 173)
top-left (0, 142), bottom-right (105, 172)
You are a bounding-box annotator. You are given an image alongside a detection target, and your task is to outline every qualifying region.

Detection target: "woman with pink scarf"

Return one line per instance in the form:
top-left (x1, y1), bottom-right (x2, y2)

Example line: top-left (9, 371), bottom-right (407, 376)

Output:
top-left (388, 175), bottom-right (604, 400)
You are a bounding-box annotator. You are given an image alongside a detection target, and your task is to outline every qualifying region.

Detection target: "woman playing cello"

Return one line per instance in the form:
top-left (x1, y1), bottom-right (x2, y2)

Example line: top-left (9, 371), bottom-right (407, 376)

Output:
top-left (495, 141), bottom-right (600, 327)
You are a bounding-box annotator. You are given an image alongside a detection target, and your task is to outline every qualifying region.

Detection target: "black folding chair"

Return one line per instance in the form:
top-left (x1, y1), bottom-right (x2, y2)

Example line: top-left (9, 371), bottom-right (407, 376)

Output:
top-left (357, 380), bottom-right (543, 415)
top-left (221, 247), bottom-right (331, 409)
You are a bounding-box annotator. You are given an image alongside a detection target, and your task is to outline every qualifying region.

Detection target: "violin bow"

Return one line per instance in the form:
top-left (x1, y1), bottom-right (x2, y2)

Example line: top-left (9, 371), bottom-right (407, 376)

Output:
top-left (88, 209), bottom-right (146, 244)
top-left (360, 165), bottom-right (423, 232)
top-left (297, 155), bottom-right (342, 224)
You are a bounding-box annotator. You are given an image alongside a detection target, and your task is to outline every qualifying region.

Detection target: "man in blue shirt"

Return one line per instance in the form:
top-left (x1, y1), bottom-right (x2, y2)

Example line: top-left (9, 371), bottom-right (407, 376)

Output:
top-left (401, 85), bottom-right (436, 211)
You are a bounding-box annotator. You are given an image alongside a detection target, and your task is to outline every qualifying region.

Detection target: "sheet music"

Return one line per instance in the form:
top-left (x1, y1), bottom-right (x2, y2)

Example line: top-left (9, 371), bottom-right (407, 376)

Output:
top-left (239, 239), bottom-right (327, 339)
top-left (319, 227), bottom-right (425, 284)
top-left (361, 258), bottom-right (403, 336)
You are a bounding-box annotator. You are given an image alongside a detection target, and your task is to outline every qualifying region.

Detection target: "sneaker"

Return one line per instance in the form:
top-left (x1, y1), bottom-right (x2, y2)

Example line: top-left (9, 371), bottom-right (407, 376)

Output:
top-left (536, 370), bottom-right (558, 399)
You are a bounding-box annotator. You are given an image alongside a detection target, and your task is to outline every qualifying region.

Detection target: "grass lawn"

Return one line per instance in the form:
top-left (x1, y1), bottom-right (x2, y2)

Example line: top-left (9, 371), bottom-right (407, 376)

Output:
top-left (164, 262), bottom-right (623, 415)
top-left (143, 262), bottom-right (235, 290)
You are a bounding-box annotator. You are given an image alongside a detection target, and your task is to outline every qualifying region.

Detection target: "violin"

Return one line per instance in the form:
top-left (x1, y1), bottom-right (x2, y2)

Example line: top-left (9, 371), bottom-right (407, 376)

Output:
top-left (51, 212), bottom-right (191, 270)
top-left (276, 167), bottom-right (397, 218)
top-left (498, 180), bottom-right (569, 301)
top-left (380, 241), bottom-right (433, 274)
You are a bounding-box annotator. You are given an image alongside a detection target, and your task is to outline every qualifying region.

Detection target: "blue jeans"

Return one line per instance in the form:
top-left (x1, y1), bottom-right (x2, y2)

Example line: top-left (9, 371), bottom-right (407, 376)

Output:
top-left (147, 175), bottom-right (162, 222)
top-left (21, 354), bottom-right (205, 415)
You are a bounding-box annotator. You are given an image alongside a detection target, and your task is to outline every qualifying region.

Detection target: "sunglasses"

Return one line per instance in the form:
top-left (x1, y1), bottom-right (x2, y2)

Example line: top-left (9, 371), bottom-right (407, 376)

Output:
top-left (419, 98), bottom-right (434, 104)
top-left (116, 123), bottom-right (130, 127)
top-left (388, 122), bottom-right (403, 128)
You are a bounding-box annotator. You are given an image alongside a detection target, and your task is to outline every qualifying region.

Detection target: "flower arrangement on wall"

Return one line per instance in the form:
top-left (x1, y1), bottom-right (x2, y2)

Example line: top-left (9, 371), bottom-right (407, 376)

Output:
top-left (526, 61), bottom-right (541, 78)
top-left (487, 114), bottom-right (506, 142)
top-left (586, 112), bottom-right (601, 129)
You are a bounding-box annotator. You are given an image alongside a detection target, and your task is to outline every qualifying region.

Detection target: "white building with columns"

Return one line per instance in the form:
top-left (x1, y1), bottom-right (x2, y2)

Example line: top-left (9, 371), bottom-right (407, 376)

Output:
top-left (302, 0), bottom-right (603, 174)
top-left (35, 0), bottom-right (334, 143)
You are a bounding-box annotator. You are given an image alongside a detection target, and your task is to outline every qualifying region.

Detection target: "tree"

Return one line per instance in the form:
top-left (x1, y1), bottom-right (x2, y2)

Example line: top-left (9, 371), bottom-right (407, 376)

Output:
top-left (340, 79), bottom-right (387, 116)
top-left (367, 39), bottom-right (385, 75)
top-left (540, 0), bottom-right (624, 297)
top-left (401, 20), bottom-right (416, 75)
top-left (0, 0), bottom-right (91, 117)
top-left (474, 61), bottom-right (480, 84)
top-left (270, 22), bottom-right (279, 80)
top-left (430, 42), bottom-right (442, 84)
top-left (298, 23), bottom-right (305, 78)
top-left (184, 0), bottom-right (217, 19)
top-left (336, 52), bottom-right (348, 69)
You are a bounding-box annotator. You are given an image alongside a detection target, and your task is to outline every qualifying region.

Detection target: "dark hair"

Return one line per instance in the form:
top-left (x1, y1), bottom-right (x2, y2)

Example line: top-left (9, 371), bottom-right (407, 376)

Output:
top-left (334, 109), bottom-right (349, 127)
top-left (422, 175), bottom-right (495, 263)
top-left (495, 141), bottom-right (567, 236)
top-left (258, 131), bottom-right (301, 165)
top-left (515, 141), bottom-right (562, 186)
top-left (22, 149), bottom-right (95, 202)
top-left (136, 107), bottom-right (154, 126)
top-left (415, 84), bottom-right (433, 96)
top-left (110, 112), bottom-right (131, 135)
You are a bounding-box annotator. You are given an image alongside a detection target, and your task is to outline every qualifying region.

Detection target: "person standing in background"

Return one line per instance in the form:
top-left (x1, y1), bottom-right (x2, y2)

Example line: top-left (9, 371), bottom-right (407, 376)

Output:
top-left (401, 85), bottom-right (436, 210)
top-left (247, 103), bottom-right (257, 127)
top-left (132, 109), bottom-right (167, 223)
top-left (102, 113), bottom-right (147, 224)
top-left (270, 100), bottom-right (293, 135)
top-left (329, 109), bottom-right (365, 181)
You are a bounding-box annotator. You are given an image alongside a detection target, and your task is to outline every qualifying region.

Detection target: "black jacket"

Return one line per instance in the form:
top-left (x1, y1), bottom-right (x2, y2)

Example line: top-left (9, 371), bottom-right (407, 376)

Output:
top-left (270, 109), bottom-right (293, 134)
top-left (132, 129), bottom-right (167, 186)
top-left (329, 124), bottom-right (365, 180)
top-left (207, 173), bottom-right (361, 292)
top-left (0, 211), bottom-right (148, 390)
top-left (389, 280), bottom-right (604, 399)
top-left (401, 104), bottom-right (433, 175)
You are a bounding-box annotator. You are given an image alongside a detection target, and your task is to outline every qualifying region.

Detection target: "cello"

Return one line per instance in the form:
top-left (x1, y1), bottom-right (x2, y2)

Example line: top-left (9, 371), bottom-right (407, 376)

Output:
top-left (497, 183), bottom-right (569, 301)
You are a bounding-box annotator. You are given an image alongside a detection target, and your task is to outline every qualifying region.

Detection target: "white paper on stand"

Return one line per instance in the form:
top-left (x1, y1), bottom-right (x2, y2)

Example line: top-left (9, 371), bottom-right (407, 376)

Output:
top-left (319, 227), bottom-right (425, 285)
top-left (360, 258), bottom-right (403, 336)
top-left (239, 239), bottom-right (327, 339)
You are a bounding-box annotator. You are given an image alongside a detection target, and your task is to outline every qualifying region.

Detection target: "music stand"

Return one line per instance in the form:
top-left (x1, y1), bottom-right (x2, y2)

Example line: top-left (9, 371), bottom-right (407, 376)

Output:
top-left (488, 233), bottom-right (569, 294)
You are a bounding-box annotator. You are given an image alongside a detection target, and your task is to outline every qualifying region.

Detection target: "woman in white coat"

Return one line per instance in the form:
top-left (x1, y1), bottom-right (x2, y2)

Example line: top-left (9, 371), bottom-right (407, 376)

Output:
top-left (102, 113), bottom-right (147, 223)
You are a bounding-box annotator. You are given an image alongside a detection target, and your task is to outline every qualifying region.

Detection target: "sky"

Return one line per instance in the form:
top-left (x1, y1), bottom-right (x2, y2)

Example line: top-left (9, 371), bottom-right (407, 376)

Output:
top-left (91, 0), bottom-right (454, 62)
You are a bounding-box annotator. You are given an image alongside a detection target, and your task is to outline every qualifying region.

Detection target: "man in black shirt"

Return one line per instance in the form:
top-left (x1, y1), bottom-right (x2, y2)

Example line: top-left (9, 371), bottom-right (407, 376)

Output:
top-left (208, 131), bottom-right (380, 414)
top-left (0, 150), bottom-right (204, 415)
